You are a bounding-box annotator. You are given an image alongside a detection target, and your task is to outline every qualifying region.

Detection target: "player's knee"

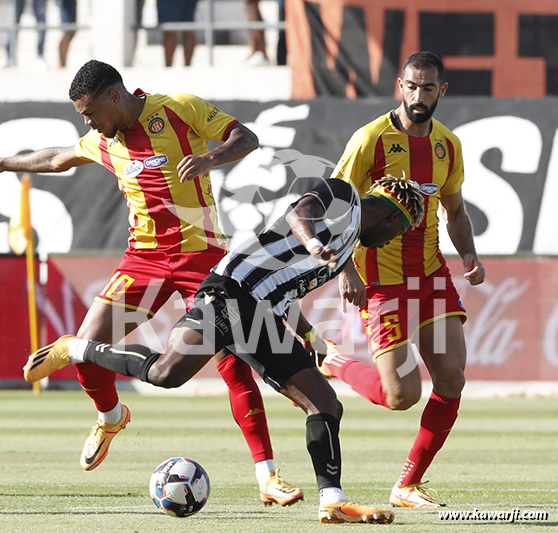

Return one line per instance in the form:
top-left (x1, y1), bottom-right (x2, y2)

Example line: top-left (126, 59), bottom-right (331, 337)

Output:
top-left (313, 390), bottom-right (343, 419)
top-left (434, 371), bottom-right (465, 397)
top-left (331, 398), bottom-right (343, 420)
top-left (386, 388), bottom-right (421, 411)
top-left (147, 364), bottom-right (187, 389)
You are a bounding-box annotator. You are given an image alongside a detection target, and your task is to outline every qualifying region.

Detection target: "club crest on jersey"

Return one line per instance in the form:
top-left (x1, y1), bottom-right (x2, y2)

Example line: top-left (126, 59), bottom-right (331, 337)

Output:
top-left (420, 183), bottom-right (440, 196)
top-left (434, 142), bottom-right (446, 160)
top-left (123, 160), bottom-right (144, 178)
top-left (148, 116), bottom-right (165, 134)
top-left (144, 154), bottom-right (169, 169)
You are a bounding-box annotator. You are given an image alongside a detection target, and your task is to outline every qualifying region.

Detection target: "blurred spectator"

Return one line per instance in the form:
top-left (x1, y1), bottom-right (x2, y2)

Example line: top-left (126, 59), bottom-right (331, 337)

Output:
top-left (157, 0), bottom-right (198, 67)
top-left (5, 0), bottom-right (47, 68)
top-left (276, 0), bottom-right (285, 66)
top-left (57, 0), bottom-right (76, 68)
top-left (245, 0), bottom-right (269, 66)
top-left (131, 0), bottom-right (145, 64)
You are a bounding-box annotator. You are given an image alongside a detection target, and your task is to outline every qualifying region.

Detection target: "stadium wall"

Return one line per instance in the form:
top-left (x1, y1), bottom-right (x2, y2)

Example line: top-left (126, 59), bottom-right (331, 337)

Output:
top-left (288, 0), bottom-right (558, 99)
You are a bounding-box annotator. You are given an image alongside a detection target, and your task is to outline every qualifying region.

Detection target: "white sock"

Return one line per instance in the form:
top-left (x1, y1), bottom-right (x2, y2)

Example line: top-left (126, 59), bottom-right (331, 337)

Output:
top-left (319, 487), bottom-right (347, 505)
top-left (98, 402), bottom-right (122, 425)
top-left (68, 338), bottom-right (89, 363)
top-left (255, 459), bottom-right (275, 486)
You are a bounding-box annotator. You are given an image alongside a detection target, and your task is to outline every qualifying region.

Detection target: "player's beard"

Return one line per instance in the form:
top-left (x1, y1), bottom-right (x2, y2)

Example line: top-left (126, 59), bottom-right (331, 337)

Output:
top-left (404, 96), bottom-right (439, 124)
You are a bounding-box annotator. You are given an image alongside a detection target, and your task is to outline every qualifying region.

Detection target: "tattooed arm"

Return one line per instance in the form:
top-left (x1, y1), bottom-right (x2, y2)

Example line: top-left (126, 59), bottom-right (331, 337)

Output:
top-left (177, 123), bottom-right (259, 182)
top-left (0, 146), bottom-right (89, 174)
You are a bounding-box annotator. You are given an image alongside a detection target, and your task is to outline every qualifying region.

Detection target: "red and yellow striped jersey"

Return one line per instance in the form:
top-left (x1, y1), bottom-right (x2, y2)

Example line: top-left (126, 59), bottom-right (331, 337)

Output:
top-left (74, 91), bottom-right (238, 253)
top-left (332, 111), bottom-right (464, 285)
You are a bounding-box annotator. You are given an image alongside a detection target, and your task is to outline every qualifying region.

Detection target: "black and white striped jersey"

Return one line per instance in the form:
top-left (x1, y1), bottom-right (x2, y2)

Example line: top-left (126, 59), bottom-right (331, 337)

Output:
top-left (213, 179), bottom-right (361, 317)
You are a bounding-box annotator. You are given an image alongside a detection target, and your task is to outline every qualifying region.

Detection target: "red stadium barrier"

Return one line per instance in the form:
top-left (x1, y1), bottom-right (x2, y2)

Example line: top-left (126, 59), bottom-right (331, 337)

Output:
top-left (1, 256), bottom-right (557, 382)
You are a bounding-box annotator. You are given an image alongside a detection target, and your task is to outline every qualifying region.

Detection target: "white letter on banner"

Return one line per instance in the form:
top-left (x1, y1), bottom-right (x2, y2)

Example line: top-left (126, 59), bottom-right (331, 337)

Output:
top-left (533, 129), bottom-right (558, 254)
top-left (0, 118), bottom-right (77, 255)
top-left (439, 117), bottom-right (541, 255)
top-left (543, 303), bottom-right (558, 367)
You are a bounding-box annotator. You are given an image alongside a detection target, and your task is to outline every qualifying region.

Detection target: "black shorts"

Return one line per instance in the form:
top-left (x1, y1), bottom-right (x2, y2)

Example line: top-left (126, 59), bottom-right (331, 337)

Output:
top-left (173, 273), bottom-right (314, 391)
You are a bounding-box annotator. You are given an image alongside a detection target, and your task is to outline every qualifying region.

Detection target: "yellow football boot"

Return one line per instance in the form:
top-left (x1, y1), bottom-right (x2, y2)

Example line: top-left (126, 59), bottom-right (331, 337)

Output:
top-left (23, 335), bottom-right (74, 382)
top-left (80, 405), bottom-right (131, 471)
top-left (389, 482), bottom-right (446, 508)
top-left (319, 501), bottom-right (395, 524)
top-left (259, 469), bottom-right (304, 507)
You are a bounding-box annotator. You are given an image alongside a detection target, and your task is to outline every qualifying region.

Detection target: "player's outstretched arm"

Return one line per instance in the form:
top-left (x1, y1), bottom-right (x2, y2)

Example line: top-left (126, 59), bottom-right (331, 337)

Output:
top-left (441, 190), bottom-right (485, 285)
top-left (177, 123), bottom-right (258, 182)
top-left (0, 146), bottom-right (88, 174)
top-left (285, 194), bottom-right (338, 269)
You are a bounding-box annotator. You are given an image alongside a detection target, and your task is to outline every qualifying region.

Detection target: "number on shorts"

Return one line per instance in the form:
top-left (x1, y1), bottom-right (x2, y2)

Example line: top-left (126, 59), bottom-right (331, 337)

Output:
top-left (383, 314), bottom-right (402, 342)
top-left (99, 271), bottom-right (135, 300)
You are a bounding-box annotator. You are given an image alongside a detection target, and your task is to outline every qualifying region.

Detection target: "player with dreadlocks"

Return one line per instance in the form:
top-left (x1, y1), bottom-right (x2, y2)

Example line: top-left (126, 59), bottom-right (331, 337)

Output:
top-left (320, 51), bottom-right (485, 508)
top-left (25, 175), bottom-right (424, 524)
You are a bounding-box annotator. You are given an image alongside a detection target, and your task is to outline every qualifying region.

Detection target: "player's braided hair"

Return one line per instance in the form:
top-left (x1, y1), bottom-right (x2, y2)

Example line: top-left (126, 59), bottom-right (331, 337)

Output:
top-left (372, 175), bottom-right (425, 229)
top-left (69, 60), bottom-right (123, 101)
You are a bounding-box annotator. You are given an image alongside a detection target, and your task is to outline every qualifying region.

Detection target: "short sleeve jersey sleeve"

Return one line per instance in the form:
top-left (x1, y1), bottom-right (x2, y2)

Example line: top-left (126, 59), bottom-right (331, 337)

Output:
top-left (330, 126), bottom-right (377, 190)
top-left (74, 128), bottom-right (103, 164)
top-left (166, 93), bottom-right (239, 142)
top-left (440, 134), bottom-right (464, 195)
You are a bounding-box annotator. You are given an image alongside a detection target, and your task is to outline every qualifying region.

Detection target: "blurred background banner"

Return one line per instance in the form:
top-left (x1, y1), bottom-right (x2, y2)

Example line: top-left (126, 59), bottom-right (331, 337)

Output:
top-left (287, 0), bottom-right (558, 99)
top-left (2, 255), bottom-right (558, 381)
top-left (1, 0), bottom-right (558, 389)
top-left (0, 98), bottom-right (557, 256)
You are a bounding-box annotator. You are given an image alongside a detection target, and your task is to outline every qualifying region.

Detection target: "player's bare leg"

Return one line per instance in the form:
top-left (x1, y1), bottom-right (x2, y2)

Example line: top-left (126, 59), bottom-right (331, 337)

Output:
top-left (389, 316), bottom-right (465, 508)
top-left (375, 344), bottom-right (422, 410)
top-left (319, 341), bottom-right (421, 410)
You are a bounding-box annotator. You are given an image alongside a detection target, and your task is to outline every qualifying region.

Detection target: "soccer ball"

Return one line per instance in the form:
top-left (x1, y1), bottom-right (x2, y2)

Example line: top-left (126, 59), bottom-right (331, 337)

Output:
top-left (149, 457), bottom-right (210, 517)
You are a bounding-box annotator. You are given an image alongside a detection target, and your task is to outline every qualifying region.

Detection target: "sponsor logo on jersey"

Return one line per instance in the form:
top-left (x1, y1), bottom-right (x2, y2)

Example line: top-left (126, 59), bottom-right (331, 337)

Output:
top-left (148, 116), bottom-right (165, 134)
top-left (420, 183), bottom-right (440, 196)
top-left (458, 297), bottom-right (465, 309)
top-left (123, 160), bottom-right (144, 178)
top-left (388, 143), bottom-right (407, 154)
top-left (435, 142), bottom-right (446, 160)
top-left (144, 154), bottom-right (169, 169)
top-left (206, 106), bottom-right (219, 123)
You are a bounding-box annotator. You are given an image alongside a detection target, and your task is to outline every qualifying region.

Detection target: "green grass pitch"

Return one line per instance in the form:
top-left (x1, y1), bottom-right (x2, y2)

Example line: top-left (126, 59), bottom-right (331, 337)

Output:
top-left (0, 391), bottom-right (556, 532)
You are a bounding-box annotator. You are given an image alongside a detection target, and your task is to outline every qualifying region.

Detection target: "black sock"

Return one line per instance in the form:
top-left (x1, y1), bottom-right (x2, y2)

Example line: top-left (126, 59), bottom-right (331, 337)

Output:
top-left (306, 413), bottom-right (342, 490)
top-left (83, 342), bottom-right (160, 382)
